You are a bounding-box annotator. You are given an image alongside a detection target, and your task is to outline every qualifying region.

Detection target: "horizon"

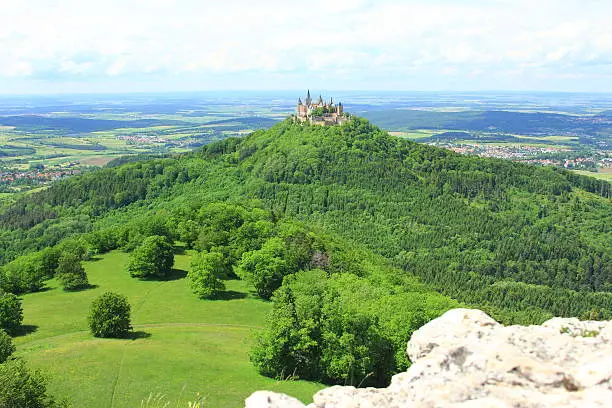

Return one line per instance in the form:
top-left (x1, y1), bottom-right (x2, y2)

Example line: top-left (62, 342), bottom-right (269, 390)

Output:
top-left (2, 89), bottom-right (612, 98)
top-left (1, 0), bottom-right (611, 95)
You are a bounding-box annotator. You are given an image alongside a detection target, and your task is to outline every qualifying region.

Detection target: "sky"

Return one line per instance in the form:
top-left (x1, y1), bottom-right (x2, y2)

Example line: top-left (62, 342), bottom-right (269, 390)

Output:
top-left (0, 0), bottom-right (611, 94)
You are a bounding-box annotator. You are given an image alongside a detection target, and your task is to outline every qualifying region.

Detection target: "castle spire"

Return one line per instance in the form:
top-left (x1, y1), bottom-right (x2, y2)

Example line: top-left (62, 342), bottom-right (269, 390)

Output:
top-left (305, 90), bottom-right (312, 106)
top-left (298, 98), bottom-right (302, 105)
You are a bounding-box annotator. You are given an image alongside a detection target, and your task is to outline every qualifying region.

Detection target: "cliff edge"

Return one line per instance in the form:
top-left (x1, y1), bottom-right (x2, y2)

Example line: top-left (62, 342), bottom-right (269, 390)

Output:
top-left (246, 308), bottom-right (612, 407)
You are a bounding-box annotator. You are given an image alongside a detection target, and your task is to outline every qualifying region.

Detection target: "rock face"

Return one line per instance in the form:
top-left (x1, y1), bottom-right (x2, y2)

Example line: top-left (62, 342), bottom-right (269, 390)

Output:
top-left (245, 308), bottom-right (612, 408)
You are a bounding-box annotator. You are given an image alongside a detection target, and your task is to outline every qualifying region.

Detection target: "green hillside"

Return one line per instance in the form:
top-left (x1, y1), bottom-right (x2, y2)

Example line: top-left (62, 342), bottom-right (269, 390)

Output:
top-left (1, 117), bottom-right (611, 404)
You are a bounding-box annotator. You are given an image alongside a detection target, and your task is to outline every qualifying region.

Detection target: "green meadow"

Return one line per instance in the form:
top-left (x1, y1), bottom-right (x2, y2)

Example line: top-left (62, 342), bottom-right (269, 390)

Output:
top-left (14, 250), bottom-right (323, 408)
top-left (573, 169), bottom-right (612, 181)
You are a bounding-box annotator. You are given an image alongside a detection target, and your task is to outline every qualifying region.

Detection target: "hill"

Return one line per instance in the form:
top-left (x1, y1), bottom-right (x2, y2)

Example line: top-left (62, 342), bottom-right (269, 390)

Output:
top-left (2, 117), bottom-right (611, 317)
top-left (361, 109), bottom-right (604, 135)
top-left (0, 117), bottom-right (611, 403)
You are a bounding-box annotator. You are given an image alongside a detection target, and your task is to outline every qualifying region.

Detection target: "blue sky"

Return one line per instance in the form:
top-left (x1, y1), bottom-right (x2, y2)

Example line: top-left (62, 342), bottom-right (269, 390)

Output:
top-left (0, 0), bottom-right (611, 94)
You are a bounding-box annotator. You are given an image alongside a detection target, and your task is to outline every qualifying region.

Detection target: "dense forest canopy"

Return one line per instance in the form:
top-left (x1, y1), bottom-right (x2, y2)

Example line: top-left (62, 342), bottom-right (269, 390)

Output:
top-left (0, 117), bottom-right (610, 385)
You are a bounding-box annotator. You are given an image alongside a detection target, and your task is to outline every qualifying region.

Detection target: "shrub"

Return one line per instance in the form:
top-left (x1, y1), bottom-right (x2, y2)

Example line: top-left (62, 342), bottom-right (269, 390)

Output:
top-left (127, 235), bottom-right (174, 279)
top-left (0, 292), bottom-right (23, 334)
top-left (0, 328), bottom-right (15, 363)
top-left (88, 292), bottom-right (131, 338)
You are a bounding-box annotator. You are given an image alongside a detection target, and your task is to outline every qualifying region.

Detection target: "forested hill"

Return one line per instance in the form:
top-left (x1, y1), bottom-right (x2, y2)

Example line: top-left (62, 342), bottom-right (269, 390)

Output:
top-left (1, 118), bottom-right (611, 324)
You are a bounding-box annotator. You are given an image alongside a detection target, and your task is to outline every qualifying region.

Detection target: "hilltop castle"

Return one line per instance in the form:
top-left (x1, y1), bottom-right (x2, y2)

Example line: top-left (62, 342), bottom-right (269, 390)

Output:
top-left (295, 90), bottom-right (348, 125)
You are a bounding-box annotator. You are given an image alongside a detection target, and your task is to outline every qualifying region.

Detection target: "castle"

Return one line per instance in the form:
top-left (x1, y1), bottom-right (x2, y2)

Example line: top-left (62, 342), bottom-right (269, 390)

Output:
top-left (295, 90), bottom-right (348, 125)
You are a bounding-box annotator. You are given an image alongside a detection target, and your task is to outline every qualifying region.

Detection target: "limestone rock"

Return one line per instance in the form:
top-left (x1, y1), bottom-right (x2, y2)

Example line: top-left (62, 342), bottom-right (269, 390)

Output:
top-left (245, 309), bottom-right (612, 408)
top-left (245, 391), bottom-right (306, 408)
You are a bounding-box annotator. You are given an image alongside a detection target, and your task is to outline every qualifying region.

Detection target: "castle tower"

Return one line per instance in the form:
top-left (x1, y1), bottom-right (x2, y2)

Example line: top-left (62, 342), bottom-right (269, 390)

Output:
top-left (305, 90), bottom-right (312, 106)
top-left (297, 98), bottom-right (307, 118)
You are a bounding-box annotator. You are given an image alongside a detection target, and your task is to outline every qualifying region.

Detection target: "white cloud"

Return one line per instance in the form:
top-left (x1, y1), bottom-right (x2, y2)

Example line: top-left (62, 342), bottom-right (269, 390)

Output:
top-left (0, 0), bottom-right (611, 92)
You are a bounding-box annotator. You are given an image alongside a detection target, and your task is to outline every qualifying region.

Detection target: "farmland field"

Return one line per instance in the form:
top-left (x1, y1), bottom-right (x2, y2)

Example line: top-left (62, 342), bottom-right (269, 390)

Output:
top-left (2, 91), bottom-right (611, 194)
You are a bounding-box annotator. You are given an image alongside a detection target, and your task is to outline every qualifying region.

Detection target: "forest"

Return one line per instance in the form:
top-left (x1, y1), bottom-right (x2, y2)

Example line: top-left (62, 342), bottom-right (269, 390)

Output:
top-left (0, 117), bottom-right (611, 394)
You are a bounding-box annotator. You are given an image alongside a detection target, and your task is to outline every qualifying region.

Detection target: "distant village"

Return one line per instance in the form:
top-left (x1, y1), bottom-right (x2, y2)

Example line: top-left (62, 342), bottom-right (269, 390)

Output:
top-left (0, 166), bottom-right (80, 192)
top-left (435, 142), bottom-right (612, 172)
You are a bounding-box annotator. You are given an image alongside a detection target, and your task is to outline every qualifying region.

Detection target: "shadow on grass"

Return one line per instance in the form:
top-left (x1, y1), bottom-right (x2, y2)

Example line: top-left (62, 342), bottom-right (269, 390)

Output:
top-left (215, 290), bottom-right (248, 301)
top-left (160, 268), bottom-right (188, 281)
top-left (64, 284), bottom-right (99, 292)
top-left (85, 256), bottom-right (104, 263)
top-left (130, 331), bottom-right (152, 340)
top-left (13, 325), bottom-right (38, 337)
top-left (173, 246), bottom-right (186, 255)
top-left (32, 286), bottom-right (53, 294)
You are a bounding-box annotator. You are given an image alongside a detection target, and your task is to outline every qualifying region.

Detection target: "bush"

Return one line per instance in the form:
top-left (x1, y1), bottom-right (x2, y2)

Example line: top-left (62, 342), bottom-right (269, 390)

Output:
top-left (127, 235), bottom-right (174, 279)
top-left (56, 253), bottom-right (89, 291)
top-left (88, 292), bottom-right (132, 338)
top-left (0, 358), bottom-right (67, 408)
top-left (0, 328), bottom-right (15, 363)
top-left (189, 252), bottom-right (226, 299)
top-left (0, 292), bottom-right (23, 334)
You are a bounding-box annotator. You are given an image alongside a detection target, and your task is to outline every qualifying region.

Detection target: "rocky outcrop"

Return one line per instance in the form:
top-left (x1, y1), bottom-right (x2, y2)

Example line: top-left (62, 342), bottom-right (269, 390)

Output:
top-left (245, 308), bottom-right (612, 408)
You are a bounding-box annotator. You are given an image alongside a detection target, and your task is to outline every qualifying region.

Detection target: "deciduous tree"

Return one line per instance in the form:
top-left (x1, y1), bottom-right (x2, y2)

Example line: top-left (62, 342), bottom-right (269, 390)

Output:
top-left (88, 292), bottom-right (132, 338)
top-left (0, 328), bottom-right (15, 363)
top-left (0, 292), bottom-right (23, 334)
top-left (126, 235), bottom-right (174, 279)
top-left (56, 253), bottom-right (89, 291)
top-left (189, 251), bottom-right (227, 299)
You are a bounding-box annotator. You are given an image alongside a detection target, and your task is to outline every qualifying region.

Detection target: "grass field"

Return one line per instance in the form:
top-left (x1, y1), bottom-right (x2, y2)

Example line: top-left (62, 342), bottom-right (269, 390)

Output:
top-left (14, 250), bottom-right (323, 408)
top-left (388, 129), bottom-right (438, 139)
top-left (573, 168), bottom-right (612, 181)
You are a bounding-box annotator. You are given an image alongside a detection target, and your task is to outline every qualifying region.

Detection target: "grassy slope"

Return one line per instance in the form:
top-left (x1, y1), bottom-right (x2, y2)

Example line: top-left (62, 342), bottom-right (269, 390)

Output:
top-left (14, 250), bottom-right (323, 408)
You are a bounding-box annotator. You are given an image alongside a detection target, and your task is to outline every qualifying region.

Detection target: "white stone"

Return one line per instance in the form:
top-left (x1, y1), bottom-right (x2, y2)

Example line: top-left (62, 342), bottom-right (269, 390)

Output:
top-left (245, 391), bottom-right (306, 408)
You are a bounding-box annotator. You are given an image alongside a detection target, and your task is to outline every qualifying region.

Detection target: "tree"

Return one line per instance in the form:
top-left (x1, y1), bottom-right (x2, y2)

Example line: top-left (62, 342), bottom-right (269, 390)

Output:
top-left (88, 292), bottom-right (132, 338)
top-left (0, 255), bottom-right (47, 294)
top-left (126, 235), bottom-right (174, 279)
top-left (0, 328), bottom-right (15, 363)
top-left (0, 358), bottom-right (67, 408)
top-left (235, 237), bottom-right (290, 299)
top-left (176, 219), bottom-right (201, 249)
top-left (0, 292), bottom-right (23, 334)
top-left (56, 253), bottom-right (89, 291)
top-left (39, 247), bottom-right (61, 277)
top-left (188, 251), bottom-right (227, 299)
top-left (55, 238), bottom-right (90, 261)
